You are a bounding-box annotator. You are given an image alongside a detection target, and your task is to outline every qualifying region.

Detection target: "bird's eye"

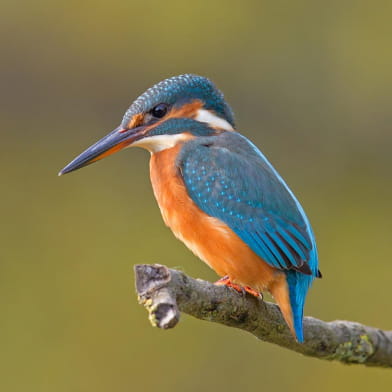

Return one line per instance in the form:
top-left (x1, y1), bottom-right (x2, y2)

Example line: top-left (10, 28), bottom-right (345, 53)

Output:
top-left (151, 103), bottom-right (168, 118)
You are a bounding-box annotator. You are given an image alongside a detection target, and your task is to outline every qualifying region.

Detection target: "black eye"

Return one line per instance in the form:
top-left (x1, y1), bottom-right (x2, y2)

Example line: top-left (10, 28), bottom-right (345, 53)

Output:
top-left (151, 103), bottom-right (168, 118)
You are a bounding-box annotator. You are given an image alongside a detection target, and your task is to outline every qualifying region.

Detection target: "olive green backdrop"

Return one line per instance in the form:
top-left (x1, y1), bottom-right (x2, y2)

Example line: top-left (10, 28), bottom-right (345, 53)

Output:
top-left (1, 0), bottom-right (391, 391)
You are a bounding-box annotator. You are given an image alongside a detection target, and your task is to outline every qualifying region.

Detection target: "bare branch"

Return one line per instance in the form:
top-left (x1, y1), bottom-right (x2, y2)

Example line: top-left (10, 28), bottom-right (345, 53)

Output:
top-left (134, 264), bottom-right (392, 368)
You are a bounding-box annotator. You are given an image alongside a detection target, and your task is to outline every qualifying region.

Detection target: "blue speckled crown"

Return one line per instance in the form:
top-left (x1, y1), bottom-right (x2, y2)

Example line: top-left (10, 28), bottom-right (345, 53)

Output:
top-left (121, 74), bottom-right (235, 128)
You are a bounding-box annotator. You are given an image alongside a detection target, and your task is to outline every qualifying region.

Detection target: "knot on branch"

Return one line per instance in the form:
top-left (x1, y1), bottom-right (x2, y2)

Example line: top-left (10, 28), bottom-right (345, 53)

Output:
top-left (135, 264), bottom-right (179, 329)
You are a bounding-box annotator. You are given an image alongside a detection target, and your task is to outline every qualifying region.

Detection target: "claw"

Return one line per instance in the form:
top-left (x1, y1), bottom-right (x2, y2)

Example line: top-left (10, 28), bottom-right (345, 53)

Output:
top-left (214, 276), bottom-right (262, 299)
top-left (243, 286), bottom-right (262, 299)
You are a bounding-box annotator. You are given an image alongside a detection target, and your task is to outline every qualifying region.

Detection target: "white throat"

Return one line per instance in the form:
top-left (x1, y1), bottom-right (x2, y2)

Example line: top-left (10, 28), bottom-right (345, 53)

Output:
top-left (131, 133), bottom-right (191, 153)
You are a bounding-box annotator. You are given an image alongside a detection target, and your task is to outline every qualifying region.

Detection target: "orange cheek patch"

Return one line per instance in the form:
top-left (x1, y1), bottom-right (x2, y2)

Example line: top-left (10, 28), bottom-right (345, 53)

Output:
top-left (127, 113), bottom-right (145, 129)
top-left (167, 100), bottom-right (204, 119)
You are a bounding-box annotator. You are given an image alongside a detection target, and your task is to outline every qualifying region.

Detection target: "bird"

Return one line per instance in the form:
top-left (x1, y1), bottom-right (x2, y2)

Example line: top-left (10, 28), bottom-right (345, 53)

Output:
top-left (59, 74), bottom-right (321, 342)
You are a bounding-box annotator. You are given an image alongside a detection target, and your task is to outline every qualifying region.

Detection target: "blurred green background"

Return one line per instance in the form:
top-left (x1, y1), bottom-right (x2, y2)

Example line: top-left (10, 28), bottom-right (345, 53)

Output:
top-left (1, 0), bottom-right (391, 390)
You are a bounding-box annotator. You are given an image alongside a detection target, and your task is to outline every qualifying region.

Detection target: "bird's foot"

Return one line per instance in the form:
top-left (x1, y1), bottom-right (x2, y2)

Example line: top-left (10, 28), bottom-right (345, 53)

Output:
top-left (214, 276), bottom-right (262, 299)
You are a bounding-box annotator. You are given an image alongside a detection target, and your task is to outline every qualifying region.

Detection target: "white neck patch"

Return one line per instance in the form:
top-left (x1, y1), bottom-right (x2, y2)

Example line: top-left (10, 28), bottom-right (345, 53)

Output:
top-left (195, 109), bottom-right (234, 131)
top-left (131, 133), bottom-right (191, 153)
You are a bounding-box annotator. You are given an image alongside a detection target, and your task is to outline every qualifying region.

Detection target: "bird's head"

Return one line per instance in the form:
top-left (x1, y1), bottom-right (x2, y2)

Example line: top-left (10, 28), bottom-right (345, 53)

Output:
top-left (59, 74), bottom-right (234, 175)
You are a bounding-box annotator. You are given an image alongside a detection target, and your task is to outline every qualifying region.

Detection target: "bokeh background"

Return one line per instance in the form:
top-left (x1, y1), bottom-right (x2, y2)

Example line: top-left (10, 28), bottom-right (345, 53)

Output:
top-left (1, 0), bottom-right (391, 390)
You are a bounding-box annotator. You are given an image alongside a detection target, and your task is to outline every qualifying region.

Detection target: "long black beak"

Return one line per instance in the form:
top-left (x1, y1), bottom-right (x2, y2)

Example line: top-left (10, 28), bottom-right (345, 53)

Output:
top-left (58, 125), bottom-right (144, 176)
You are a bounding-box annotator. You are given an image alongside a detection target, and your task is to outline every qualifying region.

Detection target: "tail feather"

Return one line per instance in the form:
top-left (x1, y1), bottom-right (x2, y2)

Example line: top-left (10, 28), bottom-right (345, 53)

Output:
top-left (286, 270), bottom-right (314, 343)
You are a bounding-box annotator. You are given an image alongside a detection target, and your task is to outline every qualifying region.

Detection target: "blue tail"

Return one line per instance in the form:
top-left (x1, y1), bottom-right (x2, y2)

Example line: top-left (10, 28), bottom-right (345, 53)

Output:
top-left (286, 270), bottom-right (315, 343)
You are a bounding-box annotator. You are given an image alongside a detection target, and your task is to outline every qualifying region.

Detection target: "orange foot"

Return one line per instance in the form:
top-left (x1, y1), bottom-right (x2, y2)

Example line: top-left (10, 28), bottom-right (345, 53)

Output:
top-left (214, 276), bottom-right (262, 299)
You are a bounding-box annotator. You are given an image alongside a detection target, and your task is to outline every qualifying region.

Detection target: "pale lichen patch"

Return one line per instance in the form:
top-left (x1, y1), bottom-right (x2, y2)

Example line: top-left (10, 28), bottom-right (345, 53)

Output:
top-left (333, 334), bottom-right (374, 364)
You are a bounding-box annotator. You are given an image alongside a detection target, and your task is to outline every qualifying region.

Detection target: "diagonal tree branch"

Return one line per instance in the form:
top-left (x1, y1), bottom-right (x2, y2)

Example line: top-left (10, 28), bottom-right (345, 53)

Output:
top-left (134, 264), bottom-right (392, 368)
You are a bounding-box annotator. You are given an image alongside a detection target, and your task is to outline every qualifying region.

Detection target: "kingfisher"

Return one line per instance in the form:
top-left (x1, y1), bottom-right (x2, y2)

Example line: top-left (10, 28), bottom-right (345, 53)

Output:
top-left (59, 74), bottom-right (321, 342)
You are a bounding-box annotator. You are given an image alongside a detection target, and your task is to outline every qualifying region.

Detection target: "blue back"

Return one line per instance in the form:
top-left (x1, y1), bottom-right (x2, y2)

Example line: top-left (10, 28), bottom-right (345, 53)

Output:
top-left (178, 131), bottom-right (319, 341)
